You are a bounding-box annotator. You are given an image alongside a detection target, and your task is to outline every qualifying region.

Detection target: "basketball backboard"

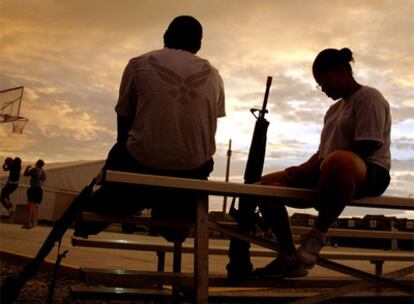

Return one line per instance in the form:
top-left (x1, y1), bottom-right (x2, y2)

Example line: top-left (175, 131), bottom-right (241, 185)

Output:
top-left (0, 86), bottom-right (29, 134)
top-left (0, 86), bottom-right (24, 123)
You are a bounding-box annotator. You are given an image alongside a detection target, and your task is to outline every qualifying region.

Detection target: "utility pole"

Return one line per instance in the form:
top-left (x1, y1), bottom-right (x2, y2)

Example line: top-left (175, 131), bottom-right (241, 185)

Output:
top-left (222, 139), bottom-right (232, 221)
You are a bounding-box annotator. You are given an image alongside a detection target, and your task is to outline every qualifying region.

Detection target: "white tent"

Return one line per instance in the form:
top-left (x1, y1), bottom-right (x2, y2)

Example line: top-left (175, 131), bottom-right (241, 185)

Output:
top-left (0, 159), bottom-right (104, 221)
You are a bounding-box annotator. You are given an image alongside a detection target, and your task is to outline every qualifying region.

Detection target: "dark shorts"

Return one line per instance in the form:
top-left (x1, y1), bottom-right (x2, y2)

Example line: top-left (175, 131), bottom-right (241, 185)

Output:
top-left (284, 161), bottom-right (390, 209)
top-left (27, 186), bottom-right (43, 204)
top-left (1, 183), bottom-right (18, 201)
top-left (86, 143), bottom-right (214, 242)
top-left (359, 162), bottom-right (390, 197)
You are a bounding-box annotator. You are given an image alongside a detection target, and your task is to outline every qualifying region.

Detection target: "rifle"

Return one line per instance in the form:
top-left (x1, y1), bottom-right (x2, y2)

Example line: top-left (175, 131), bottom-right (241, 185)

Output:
top-left (230, 76), bottom-right (272, 218)
top-left (227, 76), bottom-right (272, 278)
top-left (0, 178), bottom-right (96, 304)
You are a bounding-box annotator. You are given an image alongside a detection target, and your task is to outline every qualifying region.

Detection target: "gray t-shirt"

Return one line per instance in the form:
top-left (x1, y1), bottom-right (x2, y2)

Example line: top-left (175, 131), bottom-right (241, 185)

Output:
top-left (115, 47), bottom-right (225, 170)
top-left (318, 86), bottom-right (391, 170)
top-left (26, 167), bottom-right (47, 187)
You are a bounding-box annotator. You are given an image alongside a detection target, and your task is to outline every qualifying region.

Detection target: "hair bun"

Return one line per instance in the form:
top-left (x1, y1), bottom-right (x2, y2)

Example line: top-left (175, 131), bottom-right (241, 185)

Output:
top-left (339, 48), bottom-right (354, 62)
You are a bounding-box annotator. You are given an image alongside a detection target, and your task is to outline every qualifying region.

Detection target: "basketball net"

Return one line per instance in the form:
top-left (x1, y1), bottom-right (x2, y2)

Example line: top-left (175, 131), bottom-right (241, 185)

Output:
top-left (11, 117), bottom-right (29, 134)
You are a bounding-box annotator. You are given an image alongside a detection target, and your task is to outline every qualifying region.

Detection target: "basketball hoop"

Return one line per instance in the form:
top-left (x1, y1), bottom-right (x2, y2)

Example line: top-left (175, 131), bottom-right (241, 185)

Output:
top-left (11, 117), bottom-right (29, 134)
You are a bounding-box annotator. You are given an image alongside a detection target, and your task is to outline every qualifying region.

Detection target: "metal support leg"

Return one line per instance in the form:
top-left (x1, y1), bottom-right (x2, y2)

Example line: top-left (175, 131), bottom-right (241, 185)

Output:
top-left (195, 194), bottom-right (209, 304)
top-left (172, 238), bottom-right (182, 303)
top-left (156, 251), bottom-right (166, 289)
top-left (371, 260), bottom-right (384, 276)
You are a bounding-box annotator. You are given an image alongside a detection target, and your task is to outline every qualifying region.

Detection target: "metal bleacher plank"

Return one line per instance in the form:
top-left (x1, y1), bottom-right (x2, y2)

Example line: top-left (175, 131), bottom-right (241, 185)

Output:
top-left (81, 212), bottom-right (194, 228)
top-left (72, 236), bottom-right (414, 262)
top-left (79, 268), bottom-right (414, 289)
top-left (289, 265), bottom-right (414, 304)
top-left (106, 170), bottom-right (414, 209)
top-left (80, 268), bottom-right (193, 287)
top-left (293, 226), bottom-right (414, 240)
top-left (70, 284), bottom-right (413, 303)
top-left (70, 285), bottom-right (173, 301)
top-left (80, 212), bottom-right (414, 240)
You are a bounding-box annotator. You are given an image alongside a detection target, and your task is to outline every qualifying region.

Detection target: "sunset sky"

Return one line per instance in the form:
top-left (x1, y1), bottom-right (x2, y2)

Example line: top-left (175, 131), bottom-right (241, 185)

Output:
top-left (1, 0), bottom-right (413, 216)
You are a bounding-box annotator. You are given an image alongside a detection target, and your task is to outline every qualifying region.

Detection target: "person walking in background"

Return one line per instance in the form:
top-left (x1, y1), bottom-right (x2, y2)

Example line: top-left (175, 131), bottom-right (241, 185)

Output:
top-left (227, 47), bottom-right (391, 280)
top-left (23, 159), bottom-right (47, 229)
top-left (1, 157), bottom-right (22, 217)
top-left (74, 15), bottom-right (225, 241)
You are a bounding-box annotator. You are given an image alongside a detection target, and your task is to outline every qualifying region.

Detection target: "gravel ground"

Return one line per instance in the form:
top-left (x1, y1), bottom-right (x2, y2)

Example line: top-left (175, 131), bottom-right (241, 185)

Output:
top-left (0, 254), bottom-right (152, 304)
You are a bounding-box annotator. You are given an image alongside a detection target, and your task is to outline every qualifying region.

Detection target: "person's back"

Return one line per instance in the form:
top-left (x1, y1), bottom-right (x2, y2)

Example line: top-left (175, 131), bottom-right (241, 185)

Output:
top-left (117, 47), bottom-right (224, 170)
top-left (25, 163), bottom-right (46, 188)
top-left (116, 16), bottom-right (225, 170)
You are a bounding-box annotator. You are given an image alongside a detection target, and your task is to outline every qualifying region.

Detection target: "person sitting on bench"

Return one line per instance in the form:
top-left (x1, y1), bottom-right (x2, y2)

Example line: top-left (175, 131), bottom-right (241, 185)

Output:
top-left (227, 47), bottom-right (391, 280)
top-left (75, 15), bottom-right (225, 242)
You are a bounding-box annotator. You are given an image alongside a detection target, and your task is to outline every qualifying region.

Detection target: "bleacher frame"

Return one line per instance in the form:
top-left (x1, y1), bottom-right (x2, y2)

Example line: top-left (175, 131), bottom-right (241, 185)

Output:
top-left (70, 170), bottom-right (414, 303)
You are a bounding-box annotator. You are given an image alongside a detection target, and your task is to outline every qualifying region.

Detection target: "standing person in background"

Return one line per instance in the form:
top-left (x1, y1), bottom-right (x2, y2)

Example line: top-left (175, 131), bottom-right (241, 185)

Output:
top-left (23, 159), bottom-right (47, 229)
top-left (1, 157), bottom-right (22, 217)
top-left (227, 47), bottom-right (391, 280)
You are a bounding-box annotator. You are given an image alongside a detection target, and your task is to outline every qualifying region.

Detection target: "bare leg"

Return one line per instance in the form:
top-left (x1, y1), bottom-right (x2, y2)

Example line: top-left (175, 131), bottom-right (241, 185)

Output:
top-left (253, 170), bottom-right (309, 278)
top-left (1, 189), bottom-right (13, 210)
top-left (316, 151), bottom-right (367, 232)
top-left (259, 200), bottom-right (295, 255)
top-left (1, 197), bottom-right (12, 210)
top-left (297, 150), bottom-right (367, 268)
top-left (33, 205), bottom-right (38, 226)
top-left (26, 202), bottom-right (35, 226)
top-left (259, 170), bottom-right (296, 254)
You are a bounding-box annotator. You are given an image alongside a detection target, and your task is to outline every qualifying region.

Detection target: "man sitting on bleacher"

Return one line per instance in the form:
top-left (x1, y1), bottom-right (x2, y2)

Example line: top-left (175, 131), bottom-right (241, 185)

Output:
top-left (75, 15), bottom-right (225, 242)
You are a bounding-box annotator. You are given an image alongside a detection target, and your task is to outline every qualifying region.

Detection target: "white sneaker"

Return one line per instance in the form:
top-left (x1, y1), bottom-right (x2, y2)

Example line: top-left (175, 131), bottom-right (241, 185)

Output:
top-left (21, 223), bottom-right (34, 229)
top-left (296, 228), bottom-right (326, 269)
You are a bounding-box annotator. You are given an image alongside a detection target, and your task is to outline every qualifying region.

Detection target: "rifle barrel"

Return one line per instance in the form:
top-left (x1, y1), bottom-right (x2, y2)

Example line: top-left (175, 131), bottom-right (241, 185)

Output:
top-left (260, 76), bottom-right (272, 118)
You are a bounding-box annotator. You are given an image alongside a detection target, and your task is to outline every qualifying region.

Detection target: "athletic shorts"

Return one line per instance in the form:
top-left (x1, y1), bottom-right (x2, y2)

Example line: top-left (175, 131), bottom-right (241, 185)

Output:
top-left (84, 143), bottom-right (214, 242)
top-left (358, 162), bottom-right (390, 197)
top-left (27, 186), bottom-right (43, 204)
top-left (284, 160), bottom-right (390, 209)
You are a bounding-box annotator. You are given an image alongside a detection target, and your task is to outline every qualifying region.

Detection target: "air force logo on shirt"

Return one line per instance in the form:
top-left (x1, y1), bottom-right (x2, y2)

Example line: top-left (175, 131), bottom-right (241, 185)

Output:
top-left (149, 56), bottom-right (211, 104)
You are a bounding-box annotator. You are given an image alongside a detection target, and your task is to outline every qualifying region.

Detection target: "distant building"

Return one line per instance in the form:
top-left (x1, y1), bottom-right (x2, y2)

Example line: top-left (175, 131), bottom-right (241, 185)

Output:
top-left (290, 213), bottom-right (317, 227)
top-left (289, 213), bottom-right (413, 251)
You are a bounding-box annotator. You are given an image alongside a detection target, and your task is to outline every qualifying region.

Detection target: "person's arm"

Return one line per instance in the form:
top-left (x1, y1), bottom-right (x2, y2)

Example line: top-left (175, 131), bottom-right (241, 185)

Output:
top-left (41, 171), bottom-right (47, 182)
top-left (2, 163), bottom-right (8, 171)
top-left (261, 151), bottom-right (320, 185)
top-left (24, 165), bottom-right (32, 176)
top-left (115, 62), bottom-right (137, 145)
top-left (351, 90), bottom-right (388, 159)
top-left (349, 140), bottom-right (382, 159)
top-left (117, 114), bottom-right (134, 145)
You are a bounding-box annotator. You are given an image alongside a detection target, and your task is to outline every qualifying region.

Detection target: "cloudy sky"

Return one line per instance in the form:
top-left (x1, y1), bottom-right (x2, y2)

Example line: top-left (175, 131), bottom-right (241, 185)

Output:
top-left (1, 0), bottom-right (413, 216)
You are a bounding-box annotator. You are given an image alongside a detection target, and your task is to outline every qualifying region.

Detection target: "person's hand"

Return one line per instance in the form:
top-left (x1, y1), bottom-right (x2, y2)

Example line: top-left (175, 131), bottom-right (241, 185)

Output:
top-left (284, 166), bottom-right (300, 181)
top-left (26, 165), bottom-right (32, 170)
top-left (260, 171), bottom-right (289, 186)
